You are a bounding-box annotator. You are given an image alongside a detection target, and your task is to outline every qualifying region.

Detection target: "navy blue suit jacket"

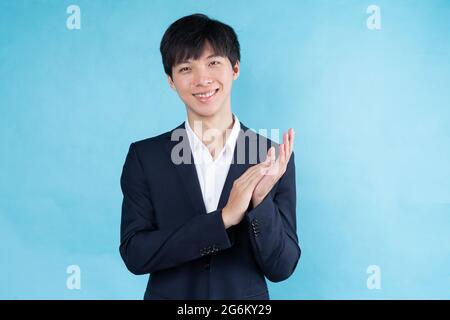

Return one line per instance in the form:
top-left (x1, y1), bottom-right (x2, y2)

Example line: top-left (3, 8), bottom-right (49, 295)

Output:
top-left (119, 121), bottom-right (301, 300)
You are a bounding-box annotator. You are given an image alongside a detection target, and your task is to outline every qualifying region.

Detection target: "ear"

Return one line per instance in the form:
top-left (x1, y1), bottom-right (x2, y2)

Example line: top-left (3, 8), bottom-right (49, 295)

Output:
top-left (168, 75), bottom-right (176, 91)
top-left (232, 61), bottom-right (240, 80)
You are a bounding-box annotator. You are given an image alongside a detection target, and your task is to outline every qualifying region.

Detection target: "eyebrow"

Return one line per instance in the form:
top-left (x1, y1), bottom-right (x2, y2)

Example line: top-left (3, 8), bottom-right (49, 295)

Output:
top-left (177, 54), bottom-right (222, 66)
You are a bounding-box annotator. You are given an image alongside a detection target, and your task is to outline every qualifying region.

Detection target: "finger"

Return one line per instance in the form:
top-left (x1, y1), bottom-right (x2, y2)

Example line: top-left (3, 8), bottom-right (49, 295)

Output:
top-left (284, 131), bottom-right (290, 159)
top-left (266, 146), bottom-right (277, 175)
top-left (288, 128), bottom-right (294, 156)
top-left (273, 145), bottom-right (284, 176)
top-left (265, 157), bottom-right (281, 177)
top-left (258, 147), bottom-right (275, 173)
top-left (236, 145), bottom-right (276, 185)
top-left (280, 142), bottom-right (286, 164)
top-left (242, 163), bottom-right (268, 191)
top-left (267, 146), bottom-right (276, 163)
top-left (286, 128), bottom-right (292, 163)
top-left (264, 147), bottom-right (272, 163)
top-left (286, 128), bottom-right (294, 162)
top-left (238, 157), bottom-right (272, 183)
top-left (238, 164), bottom-right (262, 182)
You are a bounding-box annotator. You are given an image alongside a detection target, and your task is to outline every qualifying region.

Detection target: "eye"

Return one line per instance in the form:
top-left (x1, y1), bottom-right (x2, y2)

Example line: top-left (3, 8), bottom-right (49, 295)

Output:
top-left (209, 60), bottom-right (221, 66)
top-left (179, 66), bottom-right (191, 73)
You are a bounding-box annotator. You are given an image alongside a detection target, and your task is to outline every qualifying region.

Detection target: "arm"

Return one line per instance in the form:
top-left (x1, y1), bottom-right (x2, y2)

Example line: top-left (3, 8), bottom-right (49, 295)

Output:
top-left (119, 143), bottom-right (233, 275)
top-left (245, 152), bottom-right (301, 282)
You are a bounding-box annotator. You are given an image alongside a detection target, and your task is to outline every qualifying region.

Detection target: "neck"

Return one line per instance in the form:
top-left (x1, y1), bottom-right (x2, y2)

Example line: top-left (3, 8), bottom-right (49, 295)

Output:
top-left (187, 105), bottom-right (235, 158)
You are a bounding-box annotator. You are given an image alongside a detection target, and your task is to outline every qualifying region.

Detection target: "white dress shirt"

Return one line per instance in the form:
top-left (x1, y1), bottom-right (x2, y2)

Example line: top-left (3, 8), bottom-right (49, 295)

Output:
top-left (185, 114), bottom-right (241, 213)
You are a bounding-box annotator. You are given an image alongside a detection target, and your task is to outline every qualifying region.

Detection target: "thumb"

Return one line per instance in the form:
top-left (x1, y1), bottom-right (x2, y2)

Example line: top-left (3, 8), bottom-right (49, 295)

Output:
top-left (268, 146), bottom-right (276, 164)
top-left (265, 146), bottom-right (275, 162)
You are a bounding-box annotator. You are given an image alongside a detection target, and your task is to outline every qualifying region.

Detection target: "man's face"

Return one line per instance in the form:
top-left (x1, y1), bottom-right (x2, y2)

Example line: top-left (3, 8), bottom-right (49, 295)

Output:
top-left (168, 42), bottom-right (239, 118)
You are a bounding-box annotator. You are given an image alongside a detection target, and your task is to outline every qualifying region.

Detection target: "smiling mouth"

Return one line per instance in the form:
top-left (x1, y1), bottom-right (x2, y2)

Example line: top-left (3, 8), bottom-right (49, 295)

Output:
top-left (192, 88), bottom-right (219, 99)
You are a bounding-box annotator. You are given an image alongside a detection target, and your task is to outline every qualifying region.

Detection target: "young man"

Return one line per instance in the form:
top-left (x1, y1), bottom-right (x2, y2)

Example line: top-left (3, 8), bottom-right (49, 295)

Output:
top-left (119, 14), bottom-right (300, 300)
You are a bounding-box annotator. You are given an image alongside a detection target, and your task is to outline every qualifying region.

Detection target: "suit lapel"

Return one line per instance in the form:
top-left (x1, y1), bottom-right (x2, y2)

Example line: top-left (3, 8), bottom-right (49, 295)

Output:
top-left (216, 123), bottom-right (253, 210)
top-left (165, 122), bottom-right (255, 216)
top-left (165, 122), bottom-right (207, 215)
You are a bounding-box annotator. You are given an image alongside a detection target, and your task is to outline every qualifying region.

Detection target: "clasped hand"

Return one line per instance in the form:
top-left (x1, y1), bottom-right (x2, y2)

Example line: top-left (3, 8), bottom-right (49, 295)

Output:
top-left (222, 128), bottom-right (295, 228)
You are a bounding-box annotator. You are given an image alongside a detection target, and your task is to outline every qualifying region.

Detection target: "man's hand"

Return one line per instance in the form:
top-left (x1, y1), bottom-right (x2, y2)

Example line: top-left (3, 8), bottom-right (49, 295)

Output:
top-left (222, 159), bottom-right (273, 229)
top-left (251, 128), bottom-right (295, 208)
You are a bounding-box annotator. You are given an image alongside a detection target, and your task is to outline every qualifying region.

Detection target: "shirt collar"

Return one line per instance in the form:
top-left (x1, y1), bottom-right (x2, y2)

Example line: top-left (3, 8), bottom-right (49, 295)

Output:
top-left (224, 113), bottom-right (241, 155)
top-left (185, 113), bottom-right (241, 157)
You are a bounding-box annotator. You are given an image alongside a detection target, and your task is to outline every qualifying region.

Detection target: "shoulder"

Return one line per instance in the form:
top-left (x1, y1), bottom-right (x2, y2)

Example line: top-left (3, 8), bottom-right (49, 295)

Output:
top-left (123, 122), bottom-right (185, 167)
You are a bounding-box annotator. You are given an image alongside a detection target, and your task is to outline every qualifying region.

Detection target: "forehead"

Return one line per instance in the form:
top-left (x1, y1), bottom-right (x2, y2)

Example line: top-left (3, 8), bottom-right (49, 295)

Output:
top-left (198, 42), bottom-right (215, 56)
top-left (176, 42), bottom-right (224, 65)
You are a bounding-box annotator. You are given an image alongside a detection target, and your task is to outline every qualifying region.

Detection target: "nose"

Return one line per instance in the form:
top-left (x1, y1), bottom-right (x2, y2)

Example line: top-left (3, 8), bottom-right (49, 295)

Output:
top-left (192, 68), bottom-right (213, 87)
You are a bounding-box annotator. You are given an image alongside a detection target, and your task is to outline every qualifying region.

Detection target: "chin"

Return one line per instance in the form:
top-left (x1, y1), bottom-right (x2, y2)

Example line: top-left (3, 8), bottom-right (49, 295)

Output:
top-left (189, 102), bottom-right (222, 118)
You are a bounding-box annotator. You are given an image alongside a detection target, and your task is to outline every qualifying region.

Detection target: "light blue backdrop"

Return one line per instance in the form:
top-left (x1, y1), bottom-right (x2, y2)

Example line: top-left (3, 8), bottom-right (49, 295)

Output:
top-left (1, 0), bottom-right (449, 299)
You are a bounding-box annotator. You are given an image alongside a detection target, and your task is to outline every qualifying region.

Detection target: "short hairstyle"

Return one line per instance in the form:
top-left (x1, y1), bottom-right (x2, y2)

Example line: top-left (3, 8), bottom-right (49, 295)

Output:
top-left (160, 14), bottom-right (241, 78)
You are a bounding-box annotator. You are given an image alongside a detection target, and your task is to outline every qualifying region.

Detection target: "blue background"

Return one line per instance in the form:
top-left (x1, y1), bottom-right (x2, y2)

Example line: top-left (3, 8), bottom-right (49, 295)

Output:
top-left (1, 0), bottom-right (449, 299)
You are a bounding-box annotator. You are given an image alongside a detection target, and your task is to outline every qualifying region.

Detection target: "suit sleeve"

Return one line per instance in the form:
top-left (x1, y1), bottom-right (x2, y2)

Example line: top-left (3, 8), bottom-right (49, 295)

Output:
top-left (245, 152), bottom-right (301, 282)
top-left (119, 143), bottom-right (233, 275)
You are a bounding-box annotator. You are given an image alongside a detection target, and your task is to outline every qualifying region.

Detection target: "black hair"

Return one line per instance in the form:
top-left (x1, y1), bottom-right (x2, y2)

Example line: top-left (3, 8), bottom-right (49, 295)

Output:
top-left (160, 14), bottom-right (241, 78)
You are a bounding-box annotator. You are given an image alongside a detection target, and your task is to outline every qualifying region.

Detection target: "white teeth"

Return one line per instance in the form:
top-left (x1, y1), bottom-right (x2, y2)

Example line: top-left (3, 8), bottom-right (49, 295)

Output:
top-left (194, 89), bottom-right (217, 98)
